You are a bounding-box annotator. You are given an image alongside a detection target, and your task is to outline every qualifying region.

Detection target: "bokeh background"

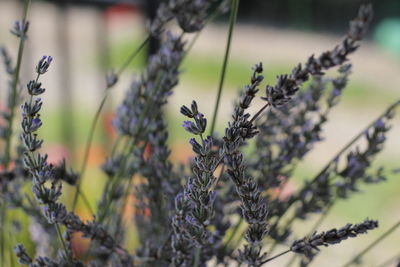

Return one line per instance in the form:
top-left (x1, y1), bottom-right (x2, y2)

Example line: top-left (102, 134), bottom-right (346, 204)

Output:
top-left (0, 0), bottom-right (399, 266)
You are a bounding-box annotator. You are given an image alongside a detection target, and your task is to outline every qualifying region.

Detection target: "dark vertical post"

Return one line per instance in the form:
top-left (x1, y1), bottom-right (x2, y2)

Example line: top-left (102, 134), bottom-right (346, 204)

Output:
top-left (146, 0), bottom-right (160, 57)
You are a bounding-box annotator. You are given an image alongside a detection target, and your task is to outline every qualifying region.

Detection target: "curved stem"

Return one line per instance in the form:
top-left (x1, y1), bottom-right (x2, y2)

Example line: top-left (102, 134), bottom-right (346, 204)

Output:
top-left (71, 92), bottom-right (108, 212)
top-left (341, 220), bottom-right (400, 267)
top-left (71, 37), bottom-right (150, 213)
top-left (209, 0), bottom-right (240, 135)
top-left (55, 223), bottom-right (73, 265)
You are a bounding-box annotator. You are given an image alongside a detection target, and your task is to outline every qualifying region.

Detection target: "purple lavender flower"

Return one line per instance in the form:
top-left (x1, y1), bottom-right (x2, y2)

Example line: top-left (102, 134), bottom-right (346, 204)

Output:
top-left (36, 56), bottom-right (53, 74)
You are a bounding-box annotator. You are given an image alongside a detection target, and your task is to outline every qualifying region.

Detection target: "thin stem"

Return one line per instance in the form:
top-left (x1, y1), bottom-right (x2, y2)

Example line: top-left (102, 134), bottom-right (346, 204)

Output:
top-left (98, 73), bottom-right (162, 222)
top-left (116, 36), bottom-right (149, 77)
top-left (110, 136), bottom-right (124, 157)
top-left (114, 140), bottom-right (148, 237)
top-left (224, 218), bottom-right (244, 250)
top-left (0, 202), bottom-right (5, 266)
top-left (76, 0), bottom-right (224, 214)
top-left (8, 226), bottom-right (16, 267)
top-left (83, 140), bottom-right (135, 260)
top-left (182, 2), bottom-right (224, 62)
top-left (71, 92), bottom-right (108, 212)
top-left (310, 100), bottom-right (400, 188)
top-left (250, 103), bottom-right (270, 123)
top-left (1, 2), bottom-right (30, 266)
top-left (341, 220), bottom-right (400, 267)
top-left (71, 36), bottom-right (150, 213)
top-left (308, 202), bottom-right (335, 235)
top-left (284, 201), bottom-right (335, 267)
top-left (3, 0), bottom-right (31, 168)
top-left (194, 247), bottom-right (201, 267)
top-left (261, 249), bottom-right (291, 264)
top-left (55, 223), bottom-right (72, 266)
top-left (269, 215), bottom-right (296, 255)
top-left (97, 141), bottom-right (134, 223)
top-left (376, 252), bottom-right (400, 267)
top-left (209, 0), bottom-right (240, 135)
top-left (270, 100), bottom-right (400, 240)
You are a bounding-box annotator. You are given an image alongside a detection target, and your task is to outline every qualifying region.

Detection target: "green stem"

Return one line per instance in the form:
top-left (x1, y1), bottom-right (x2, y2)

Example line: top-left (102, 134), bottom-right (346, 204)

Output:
top-left (341, 220), bottom-right (400, 267)
top-left (194, 247), bottom-right (201, 267)
top-left (98, 72), bottom-right (164, 222)
top-left (3, 0), bottom-right (31, 168)
top-left (77, 0), bottom-right (224, 215)
top-left (55, 223), bottom-right (73, 266)
top-left (209, 0), bottom-right (240, 135)
top-left (71, 92), bottom-right (108, 212)
top-left (308, 202), bottom-right (335, 234)
top-left (83, 140), bottom-right (135, 260)
top-left (9, 232), bottom-right (16, 267)
top-left (182, 2), bottom-right (224, 62)
top-left (113, 140), bottom-right (148, 237)
top-left (308, 100), bottom-right (400, 189)
top-left (71, 37), bottom-right (149, 213)
top-left (97, 141), bottom-right (134, 223)
top-left (116, 36), bottom-right (149, 77)
top-left (224, 218), bottom-right (244, 250)
top-left (1, 2), bottom-right (30, 266)
top-left (268, 215), bottom-right (296, 255)
top-left (0, 202), bottom-right (5, 267)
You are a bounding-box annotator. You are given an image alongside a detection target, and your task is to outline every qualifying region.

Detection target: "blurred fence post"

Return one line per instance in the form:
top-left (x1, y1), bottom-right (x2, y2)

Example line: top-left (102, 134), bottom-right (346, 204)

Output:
top-left (56, 0), bottom-right (76, 162)
top-left (146, 0), bottom-right (160, 57)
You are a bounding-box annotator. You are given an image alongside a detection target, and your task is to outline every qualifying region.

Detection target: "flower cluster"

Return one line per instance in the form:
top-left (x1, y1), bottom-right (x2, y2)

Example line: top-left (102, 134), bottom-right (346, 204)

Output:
top-left (254, 64), bottom-right (353, 190)
top-left (295, 109), bottom-right (394, 219)
top-left (261, 4), bottom-right (372, 108)
top-left (20, 56), bottom-right (65, 224)
top-left (222, 64), bottom-right (269, 265)
top-left (150, 0), bottom-right (222, 35)
top-left (170, 102), bottom-right (221, 265)
top-left (291, 219), bottom-right (379, 259)
top-left (114, 33), bottom-right (184, 138)
top-left (10, 20), bottom-right (29, 40)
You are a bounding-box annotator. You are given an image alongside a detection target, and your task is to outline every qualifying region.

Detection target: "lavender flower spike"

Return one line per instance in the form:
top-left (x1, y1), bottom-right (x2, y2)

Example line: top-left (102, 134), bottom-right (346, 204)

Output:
top-left (291, 219), bottom-right (379, 259)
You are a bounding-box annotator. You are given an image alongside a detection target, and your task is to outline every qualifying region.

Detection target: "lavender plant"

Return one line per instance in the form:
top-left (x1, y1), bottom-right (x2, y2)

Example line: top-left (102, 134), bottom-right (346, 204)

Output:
top-left (0, 1), bottom-right (399, 267)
